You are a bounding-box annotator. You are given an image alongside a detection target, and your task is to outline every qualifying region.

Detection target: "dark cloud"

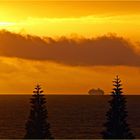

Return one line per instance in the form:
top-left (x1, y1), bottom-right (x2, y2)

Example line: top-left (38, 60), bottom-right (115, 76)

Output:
top-left (0, 30), bottom-right (140, 66)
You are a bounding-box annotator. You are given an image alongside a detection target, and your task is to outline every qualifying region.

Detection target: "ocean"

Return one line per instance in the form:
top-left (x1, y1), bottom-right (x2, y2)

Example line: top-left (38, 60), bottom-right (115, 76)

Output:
top-left (0, 95), bottom-right (139, 139)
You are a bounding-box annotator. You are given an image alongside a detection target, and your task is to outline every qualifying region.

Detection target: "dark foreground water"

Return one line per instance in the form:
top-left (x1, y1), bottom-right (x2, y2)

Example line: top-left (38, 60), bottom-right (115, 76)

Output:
top-left (0, 95), bottom-right (139, 139)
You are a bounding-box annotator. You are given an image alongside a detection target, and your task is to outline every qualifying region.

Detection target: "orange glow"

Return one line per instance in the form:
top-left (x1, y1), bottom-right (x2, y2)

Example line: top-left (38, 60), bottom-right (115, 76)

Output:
top-left (0, 1), bottom-right (140, 94)
top-left (0, 1), bottom-right (140, 40)
top-left (0, 57), bottom-right (139, 94)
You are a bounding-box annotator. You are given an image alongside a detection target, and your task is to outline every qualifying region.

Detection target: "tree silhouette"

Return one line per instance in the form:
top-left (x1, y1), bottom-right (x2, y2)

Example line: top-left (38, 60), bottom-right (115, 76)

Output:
top-left (24, 84), bottom-right (53, 139)
top-left (102, 76), bottom-right (135, 139)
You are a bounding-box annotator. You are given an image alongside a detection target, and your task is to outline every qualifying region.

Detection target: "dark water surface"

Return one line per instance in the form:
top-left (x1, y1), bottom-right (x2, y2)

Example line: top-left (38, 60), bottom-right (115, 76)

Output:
top-left (0, 95), bottom-right (139, 139)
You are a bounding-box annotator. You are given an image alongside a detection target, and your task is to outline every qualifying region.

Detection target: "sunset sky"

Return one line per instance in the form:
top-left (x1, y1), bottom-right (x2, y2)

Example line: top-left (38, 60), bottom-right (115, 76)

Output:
top-left (0, 1), bottom-right (140, 94)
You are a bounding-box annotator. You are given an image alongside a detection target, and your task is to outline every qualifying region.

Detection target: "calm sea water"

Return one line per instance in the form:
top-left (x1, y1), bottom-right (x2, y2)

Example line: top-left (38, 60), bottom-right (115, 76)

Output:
top-left (0, 95), bottom-right (139, 139)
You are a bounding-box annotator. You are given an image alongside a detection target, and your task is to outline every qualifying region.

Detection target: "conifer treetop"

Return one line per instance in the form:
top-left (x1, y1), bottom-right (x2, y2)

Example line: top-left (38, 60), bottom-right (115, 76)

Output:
top-left (112, 75), bottom-right (123, 95)
top-left (33, 84), bottom-right (43, 95)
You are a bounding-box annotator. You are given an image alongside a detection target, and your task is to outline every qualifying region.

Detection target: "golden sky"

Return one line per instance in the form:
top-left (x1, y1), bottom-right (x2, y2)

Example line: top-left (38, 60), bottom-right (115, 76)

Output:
top-left (0, 1), bottom-right (140, 94)
top-left (0, 1), bottom-right (140, 39)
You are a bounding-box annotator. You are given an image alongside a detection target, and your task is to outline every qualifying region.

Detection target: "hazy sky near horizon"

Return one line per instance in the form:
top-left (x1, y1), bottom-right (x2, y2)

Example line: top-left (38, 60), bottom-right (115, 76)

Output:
top-left (0, 1), bottom-right (140, 94)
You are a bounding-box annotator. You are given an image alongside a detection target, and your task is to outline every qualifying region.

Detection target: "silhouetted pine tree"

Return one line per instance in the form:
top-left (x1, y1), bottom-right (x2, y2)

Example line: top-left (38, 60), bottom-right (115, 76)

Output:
top-left (102, 76), bottom-right (135, 139)
top-left (24, 84), bottom-right (53, 139)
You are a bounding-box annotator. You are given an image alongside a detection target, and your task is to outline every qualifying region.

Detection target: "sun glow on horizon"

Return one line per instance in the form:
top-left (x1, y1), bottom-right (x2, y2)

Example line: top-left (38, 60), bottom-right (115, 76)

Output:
top-left (0, 22), bottom-right (16, 27)
top-left (0, 1), bottom-right (140, 40)
top-left (0, 14), bottom-right (140, 42)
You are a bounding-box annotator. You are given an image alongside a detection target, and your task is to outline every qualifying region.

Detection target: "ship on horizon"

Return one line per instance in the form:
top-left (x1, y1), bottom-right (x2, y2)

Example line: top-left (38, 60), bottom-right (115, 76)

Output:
top-left (88, 88), bottom-right (104, 95)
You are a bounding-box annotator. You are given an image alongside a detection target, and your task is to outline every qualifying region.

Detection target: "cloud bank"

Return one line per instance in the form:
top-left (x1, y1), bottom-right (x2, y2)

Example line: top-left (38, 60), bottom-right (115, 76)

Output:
top-left (0, 30), bottom-right (140, 66)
